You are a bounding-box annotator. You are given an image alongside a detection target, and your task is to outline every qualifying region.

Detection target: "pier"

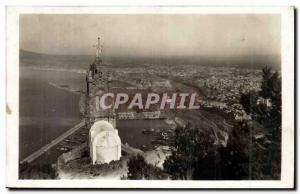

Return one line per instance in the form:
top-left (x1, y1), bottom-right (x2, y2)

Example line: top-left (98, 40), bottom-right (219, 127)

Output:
top-left (20, 121), bottom-right (86, 165)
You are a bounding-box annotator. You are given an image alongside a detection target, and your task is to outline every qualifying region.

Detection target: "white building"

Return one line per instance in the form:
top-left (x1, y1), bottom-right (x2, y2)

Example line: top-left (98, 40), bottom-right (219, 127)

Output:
top-left (89, 120), bottom-right (121, 164)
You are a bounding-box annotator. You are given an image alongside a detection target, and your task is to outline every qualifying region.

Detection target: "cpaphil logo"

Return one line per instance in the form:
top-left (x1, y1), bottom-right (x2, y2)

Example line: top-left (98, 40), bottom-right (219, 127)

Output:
top-left (95, 89), bottom-right (200, 112)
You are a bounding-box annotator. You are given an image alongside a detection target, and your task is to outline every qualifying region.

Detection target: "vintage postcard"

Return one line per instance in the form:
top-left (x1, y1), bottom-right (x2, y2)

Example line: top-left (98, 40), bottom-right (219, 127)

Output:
top-left (6, 6), bottom-right (294, 188)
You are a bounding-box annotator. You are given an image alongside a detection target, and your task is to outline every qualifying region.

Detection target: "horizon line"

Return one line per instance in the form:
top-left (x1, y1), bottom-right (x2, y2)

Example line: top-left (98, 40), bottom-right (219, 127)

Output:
top-left (19, 49), bottom-right (281, 59)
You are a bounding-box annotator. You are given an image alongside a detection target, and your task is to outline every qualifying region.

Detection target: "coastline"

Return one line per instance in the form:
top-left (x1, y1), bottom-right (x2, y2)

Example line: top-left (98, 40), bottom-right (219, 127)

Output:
top-left (19, 67), bottom-right (83, 162)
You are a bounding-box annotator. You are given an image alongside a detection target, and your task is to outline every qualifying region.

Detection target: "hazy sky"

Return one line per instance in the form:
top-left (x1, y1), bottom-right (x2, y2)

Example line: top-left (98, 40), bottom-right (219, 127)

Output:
top-left (20, 14), bottom-right (280, 57)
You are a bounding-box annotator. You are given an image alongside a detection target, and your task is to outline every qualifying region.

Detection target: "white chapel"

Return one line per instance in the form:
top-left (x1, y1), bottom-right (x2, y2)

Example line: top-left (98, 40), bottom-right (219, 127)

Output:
top-left (89, 120), bottom-right (121, 164)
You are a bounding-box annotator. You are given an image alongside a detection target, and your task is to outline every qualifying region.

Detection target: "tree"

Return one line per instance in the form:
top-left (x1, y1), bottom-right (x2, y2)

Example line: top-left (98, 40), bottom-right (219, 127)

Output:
top-left (217, 122), bottom-right (250, 180)
top-left (240, 66), bottom-right (281, 179)
top-left (19, 163), bottom-right (57, 179)
top-left (163, 117), bottom-right (258, 180)
top-left (163, 124), bottom-right (215, 180)
top-left (127, 155), bottom-right (167, 180)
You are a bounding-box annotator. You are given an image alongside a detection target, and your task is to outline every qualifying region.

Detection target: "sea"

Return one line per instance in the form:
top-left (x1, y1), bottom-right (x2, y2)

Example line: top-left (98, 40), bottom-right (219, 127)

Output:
top-left (19, 67), bottom-right (84, 160)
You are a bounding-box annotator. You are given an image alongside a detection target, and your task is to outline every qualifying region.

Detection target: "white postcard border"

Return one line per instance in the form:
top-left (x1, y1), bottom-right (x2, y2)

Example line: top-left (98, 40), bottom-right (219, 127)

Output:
top-left (6, 6), bottom-right (294, 188)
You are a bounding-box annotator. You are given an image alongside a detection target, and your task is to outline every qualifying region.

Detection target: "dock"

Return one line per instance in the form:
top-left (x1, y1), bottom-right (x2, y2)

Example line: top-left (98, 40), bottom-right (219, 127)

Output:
top-left (20, 121), bottom-right (86, 165)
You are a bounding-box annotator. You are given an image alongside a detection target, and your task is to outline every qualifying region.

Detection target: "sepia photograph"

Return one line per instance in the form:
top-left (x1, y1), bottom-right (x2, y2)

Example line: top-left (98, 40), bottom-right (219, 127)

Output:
top-left (6, 6), bottom-right (294, 189)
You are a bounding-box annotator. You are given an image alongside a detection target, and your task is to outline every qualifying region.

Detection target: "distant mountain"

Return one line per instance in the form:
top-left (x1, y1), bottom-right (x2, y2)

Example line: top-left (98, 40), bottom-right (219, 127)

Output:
top-left (19, 49), bottom-right (281, 70)
top-left (20, 49), bottom-right (93, 59)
